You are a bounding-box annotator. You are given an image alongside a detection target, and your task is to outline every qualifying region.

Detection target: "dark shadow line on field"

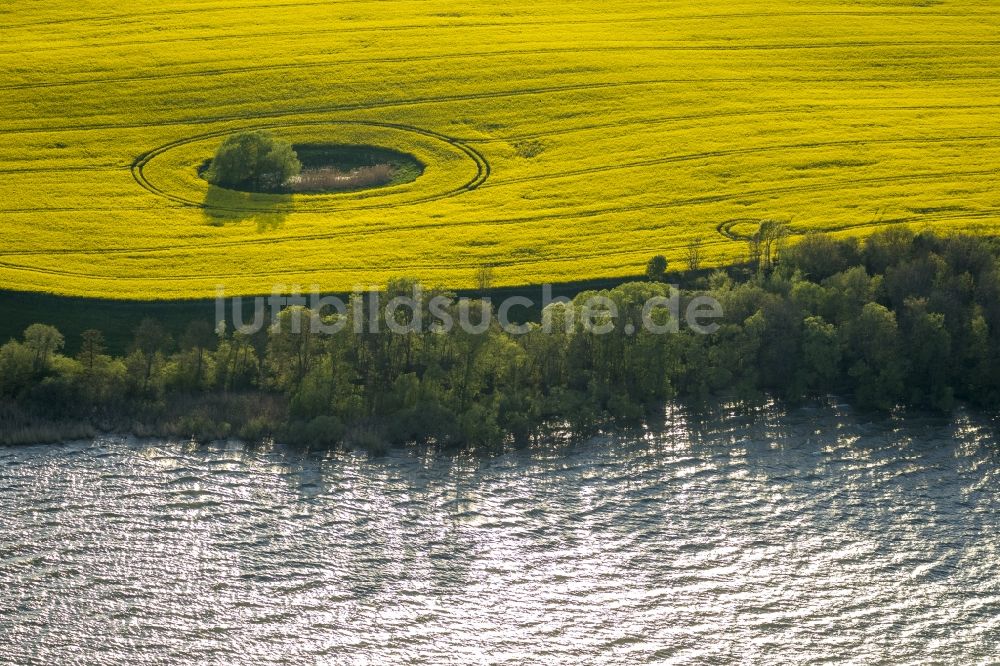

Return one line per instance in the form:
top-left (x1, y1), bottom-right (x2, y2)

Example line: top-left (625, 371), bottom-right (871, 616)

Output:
top-left (6, 40), bottom-right (1000, 92)
top-left (2, 165), bottom-right (995, 260)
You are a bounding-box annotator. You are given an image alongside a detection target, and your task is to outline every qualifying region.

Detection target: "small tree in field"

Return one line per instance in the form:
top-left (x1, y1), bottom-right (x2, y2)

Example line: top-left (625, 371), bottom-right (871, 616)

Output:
top-left (646, 255), bottom-right (668, 282)
top-left (206, 131), bottom-right (301, 192)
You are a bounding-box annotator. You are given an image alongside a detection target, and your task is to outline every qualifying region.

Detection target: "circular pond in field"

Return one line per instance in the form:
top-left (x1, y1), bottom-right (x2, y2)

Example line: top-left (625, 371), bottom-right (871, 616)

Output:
top-left (131, 121), bottom-right (490, 214)
top-left (197, 144), bottom-right (425, 195)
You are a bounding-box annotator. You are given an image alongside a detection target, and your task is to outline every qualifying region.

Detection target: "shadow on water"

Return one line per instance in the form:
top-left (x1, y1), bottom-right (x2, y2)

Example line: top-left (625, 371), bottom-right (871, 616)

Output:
top-left (202, 184), bottom-right (291, 232)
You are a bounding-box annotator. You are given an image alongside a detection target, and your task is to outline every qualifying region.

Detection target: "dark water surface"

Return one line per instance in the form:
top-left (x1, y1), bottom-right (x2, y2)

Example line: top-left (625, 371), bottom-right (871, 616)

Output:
top-left (2, 405), bottom-right (999, 664)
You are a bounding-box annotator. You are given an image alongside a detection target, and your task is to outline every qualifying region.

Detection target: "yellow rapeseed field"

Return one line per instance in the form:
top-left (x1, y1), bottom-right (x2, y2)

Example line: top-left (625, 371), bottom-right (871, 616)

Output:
top-left (1, 0), bottom-right (999, 298)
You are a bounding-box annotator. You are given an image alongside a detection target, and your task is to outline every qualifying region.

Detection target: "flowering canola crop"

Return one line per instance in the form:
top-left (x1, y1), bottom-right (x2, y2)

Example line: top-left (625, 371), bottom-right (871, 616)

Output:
top-left (1, 0), bottom-right (998, 298)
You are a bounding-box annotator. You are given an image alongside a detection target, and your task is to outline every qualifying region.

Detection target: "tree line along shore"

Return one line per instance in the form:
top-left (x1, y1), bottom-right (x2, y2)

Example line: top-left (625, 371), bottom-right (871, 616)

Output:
top-left (2, 228), bottom-right (999, 449)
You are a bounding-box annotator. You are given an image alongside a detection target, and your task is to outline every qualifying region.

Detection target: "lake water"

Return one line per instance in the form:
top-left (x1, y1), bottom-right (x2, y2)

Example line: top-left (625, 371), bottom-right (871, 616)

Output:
top-left (2, 404), bottom-right (999, 664)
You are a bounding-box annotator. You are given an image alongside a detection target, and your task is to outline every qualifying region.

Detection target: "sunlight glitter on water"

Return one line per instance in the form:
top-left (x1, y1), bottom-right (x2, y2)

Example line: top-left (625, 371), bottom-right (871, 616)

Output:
top-left (1, 404), bottom-right (999, 664)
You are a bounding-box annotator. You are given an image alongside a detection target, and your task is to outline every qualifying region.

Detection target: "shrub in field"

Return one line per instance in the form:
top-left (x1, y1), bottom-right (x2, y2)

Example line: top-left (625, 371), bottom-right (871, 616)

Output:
top-left (205, 131), bottom-right (301, 193)
top-left (646, 255), bottom-right (668, 282)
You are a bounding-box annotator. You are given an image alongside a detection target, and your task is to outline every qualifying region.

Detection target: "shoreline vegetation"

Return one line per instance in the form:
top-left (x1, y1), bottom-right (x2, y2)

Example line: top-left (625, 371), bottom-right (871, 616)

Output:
top-left (3, 228), bottom-right (1000, 450)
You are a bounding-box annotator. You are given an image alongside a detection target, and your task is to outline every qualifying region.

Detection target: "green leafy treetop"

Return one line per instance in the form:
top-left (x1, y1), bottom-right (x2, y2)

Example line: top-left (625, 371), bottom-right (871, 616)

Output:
top-left (645, 255), bottom-right (668, 282)
top-left (206, 131), bottom-right (301, 192)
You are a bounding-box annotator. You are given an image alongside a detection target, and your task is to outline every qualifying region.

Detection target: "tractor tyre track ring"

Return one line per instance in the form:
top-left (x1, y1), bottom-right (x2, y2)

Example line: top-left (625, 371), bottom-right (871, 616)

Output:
top-left (130, 120), bottom-right (490, 213)
top-left (717, 219), bottom-right (756, 241)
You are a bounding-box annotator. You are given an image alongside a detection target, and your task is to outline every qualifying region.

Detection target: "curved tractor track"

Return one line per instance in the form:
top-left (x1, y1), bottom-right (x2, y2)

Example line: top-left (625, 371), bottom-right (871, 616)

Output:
top-left (130, 120), bottom-right (490, 214)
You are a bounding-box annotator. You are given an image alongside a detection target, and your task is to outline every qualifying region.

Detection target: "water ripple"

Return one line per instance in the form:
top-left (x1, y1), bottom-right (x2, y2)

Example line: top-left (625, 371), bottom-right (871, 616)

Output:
top-left (1, 405), bottom-right (999, 664)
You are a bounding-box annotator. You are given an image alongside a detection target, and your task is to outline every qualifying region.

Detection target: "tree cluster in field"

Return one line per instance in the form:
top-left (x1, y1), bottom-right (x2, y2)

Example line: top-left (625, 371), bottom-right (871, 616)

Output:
top-left (3, 228), bottom-right (1000, 449)
top-left (205, 131), bottom-right (301, 193)
top-left (204, 131), bottom-right (398, 194)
